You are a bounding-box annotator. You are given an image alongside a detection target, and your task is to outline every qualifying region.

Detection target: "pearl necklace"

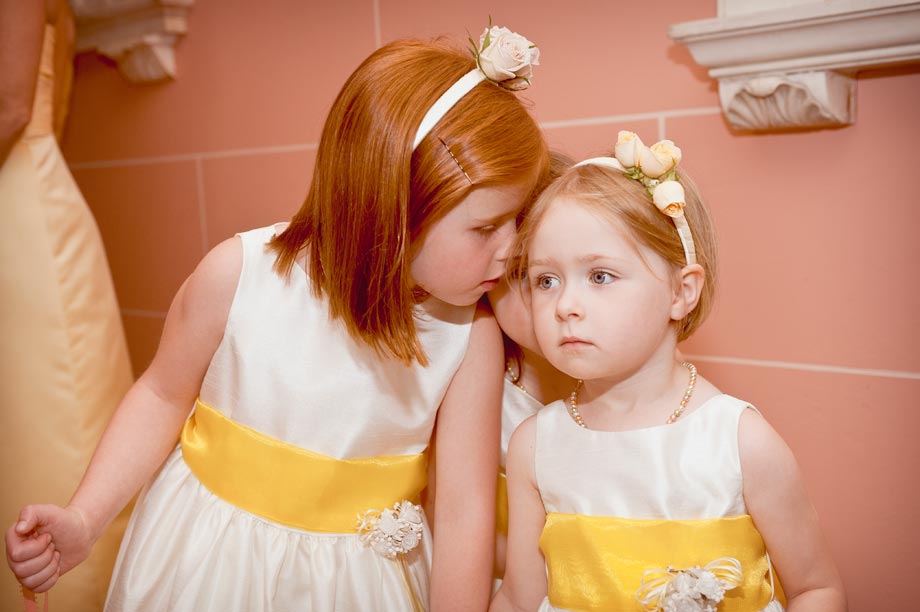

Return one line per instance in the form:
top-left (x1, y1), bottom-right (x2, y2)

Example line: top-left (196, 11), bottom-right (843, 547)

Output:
top-left (567, 362), bottom-right (698, 428)
top-left (506, 362), bottom-right (532, 398)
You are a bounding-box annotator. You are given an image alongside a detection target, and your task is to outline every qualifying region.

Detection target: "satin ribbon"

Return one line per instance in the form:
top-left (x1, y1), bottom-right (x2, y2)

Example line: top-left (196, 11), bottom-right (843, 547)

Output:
top-left (496, 471), bottom-right (509, 536)
top-left (539, 513), bottom-right (785, 612)
top-left (22, 587), bottom-right (48, 612)
top-left (181, 399), bottom-right (428, 533)
top-left (636, 557), bottom-right (743, 611)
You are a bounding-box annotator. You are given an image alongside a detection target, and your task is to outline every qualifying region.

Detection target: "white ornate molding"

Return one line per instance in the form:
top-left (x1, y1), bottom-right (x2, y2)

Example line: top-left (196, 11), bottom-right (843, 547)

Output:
top-left (71, 0), bottom-right (194, 83)
top-left (669, 0), bottom-right (920, 131)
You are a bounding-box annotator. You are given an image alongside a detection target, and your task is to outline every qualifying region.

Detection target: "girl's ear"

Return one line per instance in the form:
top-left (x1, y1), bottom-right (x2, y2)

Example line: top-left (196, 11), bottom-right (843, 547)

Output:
top-left (670, 263), bottom-right (705, 321)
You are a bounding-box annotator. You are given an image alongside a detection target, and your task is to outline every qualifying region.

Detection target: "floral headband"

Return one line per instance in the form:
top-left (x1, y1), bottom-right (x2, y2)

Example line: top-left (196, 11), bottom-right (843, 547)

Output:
top-left (412, 22), bottom-right (540, 150)
top-left (575, 131), bottom-right (697, 266)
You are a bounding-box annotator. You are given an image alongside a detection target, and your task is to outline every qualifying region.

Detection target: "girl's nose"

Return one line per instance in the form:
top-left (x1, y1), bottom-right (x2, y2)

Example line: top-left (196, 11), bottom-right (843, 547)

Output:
top-left (554, 283), bottom-right (583, 321)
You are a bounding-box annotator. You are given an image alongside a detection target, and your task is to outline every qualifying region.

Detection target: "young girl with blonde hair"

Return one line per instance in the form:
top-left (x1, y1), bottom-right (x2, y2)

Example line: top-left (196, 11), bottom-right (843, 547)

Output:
top-left (492, 132), bottom-right (846, 612)
top-left (6, 24), bottom-right (547, 612)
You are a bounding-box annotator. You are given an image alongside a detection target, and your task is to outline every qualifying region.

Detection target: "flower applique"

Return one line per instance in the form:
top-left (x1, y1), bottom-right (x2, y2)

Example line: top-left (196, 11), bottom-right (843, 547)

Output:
top-left (356, 500), bottom-right (426, 611)
top-left (356, 500), bottom-right (424, 559)
top-left (636, 557), bottom-right (743, 612)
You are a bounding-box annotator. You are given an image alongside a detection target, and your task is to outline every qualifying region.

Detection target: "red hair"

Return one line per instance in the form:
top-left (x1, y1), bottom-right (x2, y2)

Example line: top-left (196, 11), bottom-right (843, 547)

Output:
top-left (271, 39), bottom-right (548, 364)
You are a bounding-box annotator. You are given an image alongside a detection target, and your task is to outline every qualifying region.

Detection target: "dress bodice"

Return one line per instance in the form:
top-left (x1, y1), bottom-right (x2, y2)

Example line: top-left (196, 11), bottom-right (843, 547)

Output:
top-left (536, 394), bottom-right (750, 520)
top-left (199, 224), bottom-right (475, 459)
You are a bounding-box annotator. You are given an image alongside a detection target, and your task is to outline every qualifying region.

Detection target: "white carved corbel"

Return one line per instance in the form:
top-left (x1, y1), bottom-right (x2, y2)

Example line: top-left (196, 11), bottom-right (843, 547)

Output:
top-left (720, 71), bottom-right (856, 131)
top-left (71, 0), bottom-right (194, 83)
top-left (669, 0), bottom-right (920, 132)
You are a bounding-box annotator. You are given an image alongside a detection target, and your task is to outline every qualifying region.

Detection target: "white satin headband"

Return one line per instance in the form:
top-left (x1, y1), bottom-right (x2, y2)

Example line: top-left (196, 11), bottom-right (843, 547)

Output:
top-left (413, 69), bottom-right (486, 150)
top-left (412, 23), bottom-right (539, 151)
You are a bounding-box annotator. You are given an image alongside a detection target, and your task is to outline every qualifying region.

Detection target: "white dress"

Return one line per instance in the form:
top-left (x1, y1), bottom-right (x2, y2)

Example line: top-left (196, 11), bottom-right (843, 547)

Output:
top-left (500, 378), bottom-right (543, 472)
top-left (494, 378), bottom-right (543, 589)
top-left (105, 225), bottom-right (475, 611)
top-left (534, 394), bottom-right (784, 612)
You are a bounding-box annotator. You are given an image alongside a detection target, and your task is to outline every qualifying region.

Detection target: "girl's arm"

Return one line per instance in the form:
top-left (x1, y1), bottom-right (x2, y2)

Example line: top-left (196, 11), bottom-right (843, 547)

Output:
top-left (0, 0), bottom-right (44, 166)
top-left (5, 237), bottom-right (242, 592)
top-left (490, 416), bottom-right (548, 612)
top-left (740, 409), bottom-right (847, 611)
top-left (428, 302), bottom-right (503, 612)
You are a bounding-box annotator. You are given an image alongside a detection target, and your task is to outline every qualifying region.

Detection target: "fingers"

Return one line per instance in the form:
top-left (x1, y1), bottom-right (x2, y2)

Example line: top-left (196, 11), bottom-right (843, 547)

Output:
top-left (6, 530), bottom-right (51, 560)
top-left (10, 536), bottom-right (55, 577)
top-left (19, 551), bottom-right (60, 593)
top-left (14, 506), bottom-right (40, 536)
top-left (31, 564), bottom-right (61, 593)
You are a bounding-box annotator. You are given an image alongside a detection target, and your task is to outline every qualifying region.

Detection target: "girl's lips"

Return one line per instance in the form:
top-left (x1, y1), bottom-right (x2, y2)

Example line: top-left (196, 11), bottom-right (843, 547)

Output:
top-left (560, 336), bottom-right (592, 348)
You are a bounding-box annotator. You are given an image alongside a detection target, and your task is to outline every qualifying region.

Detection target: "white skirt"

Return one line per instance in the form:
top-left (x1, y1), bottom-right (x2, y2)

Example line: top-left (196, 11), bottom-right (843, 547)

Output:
top-left (105, 446), bottom-right (431, 611)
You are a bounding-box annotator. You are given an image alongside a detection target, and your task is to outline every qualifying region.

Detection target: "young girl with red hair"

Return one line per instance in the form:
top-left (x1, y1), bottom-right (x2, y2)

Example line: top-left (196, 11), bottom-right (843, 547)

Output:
top-left (6, 25), bottom-right (547, 612)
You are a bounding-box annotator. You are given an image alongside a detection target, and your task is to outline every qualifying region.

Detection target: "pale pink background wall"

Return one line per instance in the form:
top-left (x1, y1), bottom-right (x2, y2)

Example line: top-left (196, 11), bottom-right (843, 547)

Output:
top-left (61, 0), bottom-right (919, 609)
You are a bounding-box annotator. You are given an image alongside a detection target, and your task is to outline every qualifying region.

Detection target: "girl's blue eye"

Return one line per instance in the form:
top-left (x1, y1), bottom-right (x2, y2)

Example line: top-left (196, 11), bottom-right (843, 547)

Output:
top-left (591, 270), bottom-right (615, 285)
top-left (536, 275), bottom-right (559, 290)
top-left (475, 224), bottom-right (497, 235)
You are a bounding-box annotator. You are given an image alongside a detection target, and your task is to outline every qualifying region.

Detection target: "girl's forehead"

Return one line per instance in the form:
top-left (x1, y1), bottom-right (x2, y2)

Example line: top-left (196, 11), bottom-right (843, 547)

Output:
top-left (457, 182), bottom-right (529, 221)
top-left (529, 197), bottom-right (658, 267)
top-left (534, 198), bottom-right (629, 244)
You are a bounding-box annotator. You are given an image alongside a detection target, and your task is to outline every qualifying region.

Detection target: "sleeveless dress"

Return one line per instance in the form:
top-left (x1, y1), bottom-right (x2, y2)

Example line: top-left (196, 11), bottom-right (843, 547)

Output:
top-left (105, 225), bottom-right (475, 611)
top-left (534, 395), bottom-right (786, 612)
top-left (0, 23), bottom-right (133, 612)
top-left (495, 378), bottom-right (543, 579)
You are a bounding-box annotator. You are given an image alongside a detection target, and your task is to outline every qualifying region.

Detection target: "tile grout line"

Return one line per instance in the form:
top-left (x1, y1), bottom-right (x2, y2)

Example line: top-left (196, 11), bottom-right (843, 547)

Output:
top-left (684, 354), bottom-right (920, 381)
top-left (70, 143), bottom-right (319, 170)
top-left (69, 108), bottom-right (722, 170)
top-left (541, 106), bottom-right (722, 130)
top-left (195, 157), bottom-right (209, 256)
top-left (373, 0), bottom-right (382, 49)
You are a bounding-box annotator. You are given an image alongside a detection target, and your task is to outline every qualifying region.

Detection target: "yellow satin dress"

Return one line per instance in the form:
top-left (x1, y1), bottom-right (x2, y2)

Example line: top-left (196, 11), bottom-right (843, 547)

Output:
top-left (0, 24), bottom-right (134, 612)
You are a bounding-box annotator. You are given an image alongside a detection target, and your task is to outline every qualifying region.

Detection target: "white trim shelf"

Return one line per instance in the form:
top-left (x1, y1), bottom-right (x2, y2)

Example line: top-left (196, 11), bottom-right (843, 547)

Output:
top-left (668, 0), bottom-right (920, 131)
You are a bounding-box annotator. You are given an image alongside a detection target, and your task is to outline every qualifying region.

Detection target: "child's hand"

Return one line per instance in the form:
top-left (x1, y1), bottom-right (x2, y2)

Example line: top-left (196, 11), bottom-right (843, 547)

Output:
top-left (5, 504), bottom-right (94, 592)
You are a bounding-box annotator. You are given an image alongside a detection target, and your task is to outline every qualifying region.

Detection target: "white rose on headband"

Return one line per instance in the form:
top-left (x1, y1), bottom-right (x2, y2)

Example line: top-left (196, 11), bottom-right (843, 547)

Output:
top-left (614, 131), bottom-right (644, 168)
top-left (639, 140), bottom-right (682, 178)
top-left (652, 180), bottom-right (686, 217)
top-left (477, 26), bottom-right (540, 88)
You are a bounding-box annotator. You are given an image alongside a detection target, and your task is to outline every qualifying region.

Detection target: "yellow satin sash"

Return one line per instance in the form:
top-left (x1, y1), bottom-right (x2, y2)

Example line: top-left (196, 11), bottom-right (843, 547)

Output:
top-left (496, 471), bottom-right (509, 536)
top-left (181, 399), bottom-right (428, 533)
top-left (539, 513), bottom-right (785, 612)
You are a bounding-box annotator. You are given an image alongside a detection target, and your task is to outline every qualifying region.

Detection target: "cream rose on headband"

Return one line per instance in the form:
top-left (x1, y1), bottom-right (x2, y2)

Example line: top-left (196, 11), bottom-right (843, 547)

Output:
top-left (473, 24), bottom-right (540, 91)
top-left (639, 139), bottom-right (682, 178)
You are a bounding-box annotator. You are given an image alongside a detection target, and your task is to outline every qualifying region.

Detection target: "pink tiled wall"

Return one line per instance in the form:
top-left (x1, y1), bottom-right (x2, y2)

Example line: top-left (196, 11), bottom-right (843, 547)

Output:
top-left (63, 0), bottom-right (920, 608)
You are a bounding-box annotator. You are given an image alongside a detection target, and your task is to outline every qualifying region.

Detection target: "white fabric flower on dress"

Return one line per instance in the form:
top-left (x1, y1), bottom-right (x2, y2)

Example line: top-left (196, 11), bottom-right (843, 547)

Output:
top-left (356, 500), bottom-right (425, 560)
top-left (636, 558), bottom-right (742, 612)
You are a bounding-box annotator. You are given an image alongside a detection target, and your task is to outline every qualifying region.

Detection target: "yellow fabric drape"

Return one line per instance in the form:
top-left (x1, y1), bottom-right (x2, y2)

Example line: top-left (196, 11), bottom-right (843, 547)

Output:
top-left (181, 400), bottom-right (429, 532)
top-left (539, 512), bottom-right (785, 612)
top-left (0, 22), bottom-right (134, 612)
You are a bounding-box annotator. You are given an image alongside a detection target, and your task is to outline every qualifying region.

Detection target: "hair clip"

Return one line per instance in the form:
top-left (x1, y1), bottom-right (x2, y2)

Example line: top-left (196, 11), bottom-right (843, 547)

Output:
top-left (439, 138), bottom-right (473, 184)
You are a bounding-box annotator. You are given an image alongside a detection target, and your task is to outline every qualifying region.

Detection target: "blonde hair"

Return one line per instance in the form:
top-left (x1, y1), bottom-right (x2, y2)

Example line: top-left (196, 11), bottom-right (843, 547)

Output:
top-left (517, 162), bottom-right (718, 342)
top-left (271, 39), bottom-right (549, 365)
